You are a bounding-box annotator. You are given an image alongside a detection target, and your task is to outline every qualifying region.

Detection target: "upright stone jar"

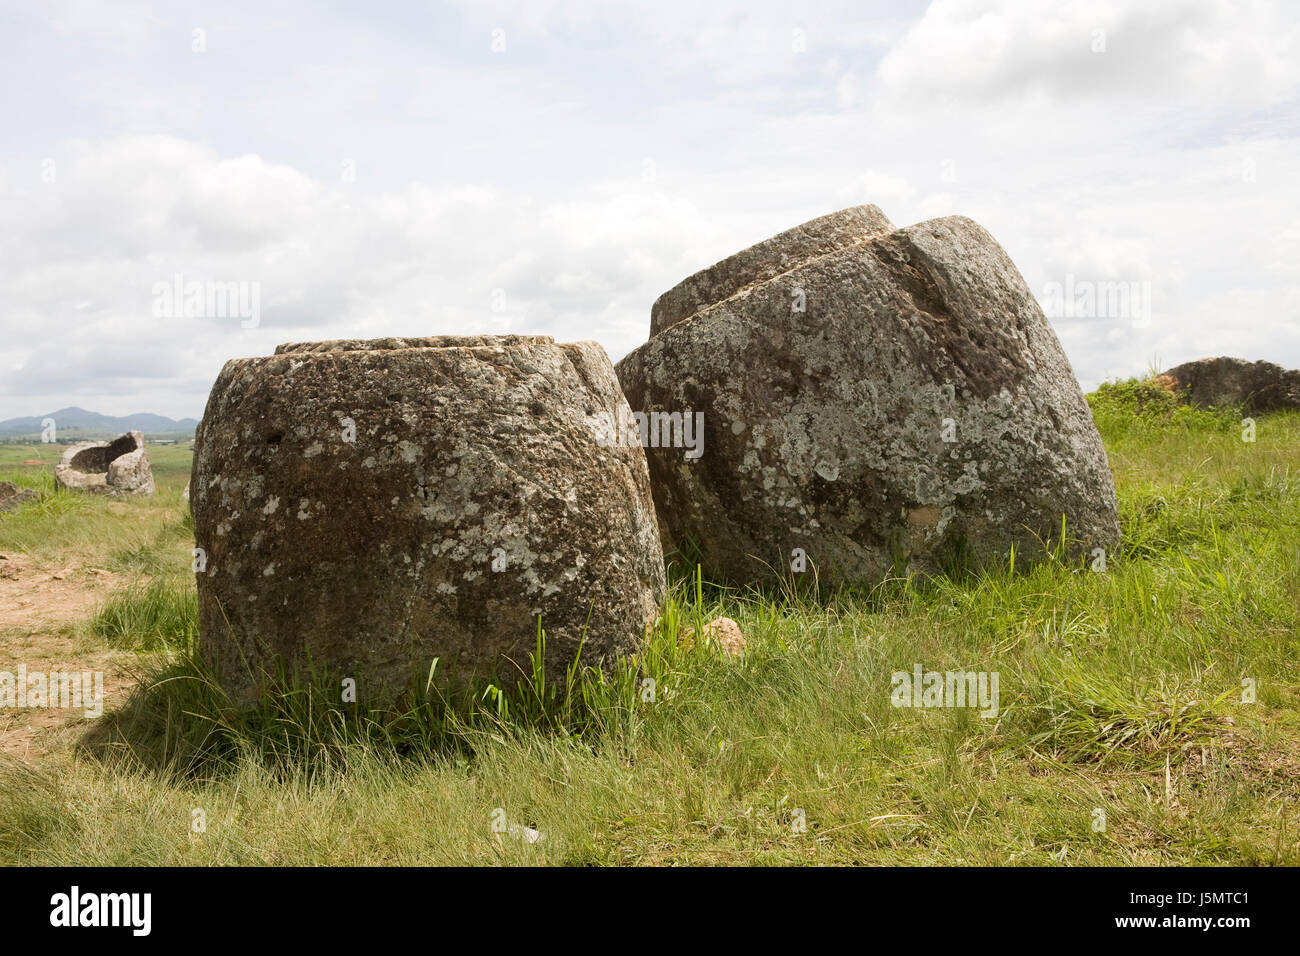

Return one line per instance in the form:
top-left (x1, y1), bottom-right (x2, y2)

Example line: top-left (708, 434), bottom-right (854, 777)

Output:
top-left (192, 335), bottom-right (666, 704)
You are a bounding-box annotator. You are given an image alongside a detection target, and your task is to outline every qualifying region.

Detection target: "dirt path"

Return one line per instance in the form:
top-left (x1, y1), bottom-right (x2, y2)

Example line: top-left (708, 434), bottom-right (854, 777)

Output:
top-left (0, 552), bottom-right (137, 760)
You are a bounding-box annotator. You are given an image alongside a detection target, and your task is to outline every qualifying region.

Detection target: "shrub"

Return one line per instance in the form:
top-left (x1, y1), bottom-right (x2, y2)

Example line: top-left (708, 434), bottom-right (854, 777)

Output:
top-left (1087, 377), bottom-right (1239, 439)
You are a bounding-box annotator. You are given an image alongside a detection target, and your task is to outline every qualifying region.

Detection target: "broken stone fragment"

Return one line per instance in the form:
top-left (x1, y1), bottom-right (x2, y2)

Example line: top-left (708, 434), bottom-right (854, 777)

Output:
top-left (54, 431), bottom-right (155, 496)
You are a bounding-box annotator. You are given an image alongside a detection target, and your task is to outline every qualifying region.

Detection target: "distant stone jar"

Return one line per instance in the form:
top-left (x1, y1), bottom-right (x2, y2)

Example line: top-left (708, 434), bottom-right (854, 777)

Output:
top-left (617, 205), bottom-right (1121, 587)
top-left (1156, 357), bottom-right (1300, 413)
top-left (54, 430), bottom-right (155, 496)
top-left (191, 335), bottom-right (666, 705)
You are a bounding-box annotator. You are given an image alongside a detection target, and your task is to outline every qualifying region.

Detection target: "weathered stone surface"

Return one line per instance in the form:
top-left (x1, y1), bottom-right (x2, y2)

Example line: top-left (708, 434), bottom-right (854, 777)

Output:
top-left (1157, 357), bottom-right (1300, 413)
top-left (192, 335), bottom-right (666, 704)
top-left (617, 206), bottom-right (1120, 587)
top-left (650, 205), bottom-right (896, 338)
top-left (54, 431), bottom-right (155, 496)
top-left (273, 334), bottom-right (546, 355)
top-left (0, 481), bottom-right (38, 515)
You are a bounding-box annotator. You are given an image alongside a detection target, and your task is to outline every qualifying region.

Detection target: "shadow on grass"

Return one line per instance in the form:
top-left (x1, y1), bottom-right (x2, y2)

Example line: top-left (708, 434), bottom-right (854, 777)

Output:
top-left (75, 574), bottom-right (732, 785)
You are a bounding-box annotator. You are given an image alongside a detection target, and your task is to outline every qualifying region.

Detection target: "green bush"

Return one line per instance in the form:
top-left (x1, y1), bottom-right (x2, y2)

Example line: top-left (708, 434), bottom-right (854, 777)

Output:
top-left (1087, 377), bottom-right (1239, 439)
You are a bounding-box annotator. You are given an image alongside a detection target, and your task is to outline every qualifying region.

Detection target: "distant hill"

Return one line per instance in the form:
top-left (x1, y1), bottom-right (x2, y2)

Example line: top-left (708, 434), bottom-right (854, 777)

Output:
top-left (0, 406), bottom-right (199, 441)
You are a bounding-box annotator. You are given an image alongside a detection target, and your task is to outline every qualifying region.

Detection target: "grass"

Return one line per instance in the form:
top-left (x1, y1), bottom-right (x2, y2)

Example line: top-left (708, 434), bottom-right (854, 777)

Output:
top-left (0, 384), bottom-right (1298, 865)
top-left (89, 578), bottom-right (199, 653)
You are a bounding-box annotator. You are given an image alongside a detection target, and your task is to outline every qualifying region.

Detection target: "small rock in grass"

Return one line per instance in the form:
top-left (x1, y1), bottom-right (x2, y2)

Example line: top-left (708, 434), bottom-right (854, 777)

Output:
top-left (507, 824), bottom-right (545, 844)
top-left (0, 480), bottom-right (38, 515)
top-left (679, 616), bottom-right (746, 656)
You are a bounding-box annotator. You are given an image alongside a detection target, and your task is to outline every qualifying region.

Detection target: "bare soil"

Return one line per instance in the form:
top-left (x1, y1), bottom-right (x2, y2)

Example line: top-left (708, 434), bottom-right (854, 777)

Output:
top-left (0, 552), bottom-right (136, 760)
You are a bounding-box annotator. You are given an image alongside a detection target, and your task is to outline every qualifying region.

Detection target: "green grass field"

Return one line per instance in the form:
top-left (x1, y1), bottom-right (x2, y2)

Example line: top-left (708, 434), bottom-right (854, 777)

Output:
top-left (1, 387), bottom-right (1298, 866)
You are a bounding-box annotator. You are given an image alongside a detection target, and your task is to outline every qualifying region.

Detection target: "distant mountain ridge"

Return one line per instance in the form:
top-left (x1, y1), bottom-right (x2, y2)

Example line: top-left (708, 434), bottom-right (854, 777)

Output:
top-left (0, 406), bottom-right (198, 439)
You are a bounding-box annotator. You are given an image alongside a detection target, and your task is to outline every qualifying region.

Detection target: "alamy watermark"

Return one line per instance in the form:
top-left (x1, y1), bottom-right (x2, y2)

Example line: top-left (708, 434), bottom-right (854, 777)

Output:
top-left (593, 407), bottom-right (704, 459)
top-left (891, 665), bottom-right (999, 718)
top-left (1041, 274), bottom-right (1151, 328)
top-left (152, 273), bottom-right (261, 328)
top-left (1, 666), bottom-right (104, 718)
top-left (49, 886), bottom-right (150, 936)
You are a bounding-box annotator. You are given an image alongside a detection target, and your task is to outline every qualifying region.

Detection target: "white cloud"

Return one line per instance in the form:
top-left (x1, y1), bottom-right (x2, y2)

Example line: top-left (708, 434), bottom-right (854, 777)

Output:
top-left (0, 0), bottom-right (1297, 418)
top-left (877, 0), bottom-right (1300, 110)
top-left (0, 135), bottom-right (721, 417)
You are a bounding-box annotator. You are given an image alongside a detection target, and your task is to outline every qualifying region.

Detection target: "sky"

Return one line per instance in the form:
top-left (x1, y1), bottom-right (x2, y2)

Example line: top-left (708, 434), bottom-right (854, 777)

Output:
top-left (1, 0), bottom-right (1297, 420)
